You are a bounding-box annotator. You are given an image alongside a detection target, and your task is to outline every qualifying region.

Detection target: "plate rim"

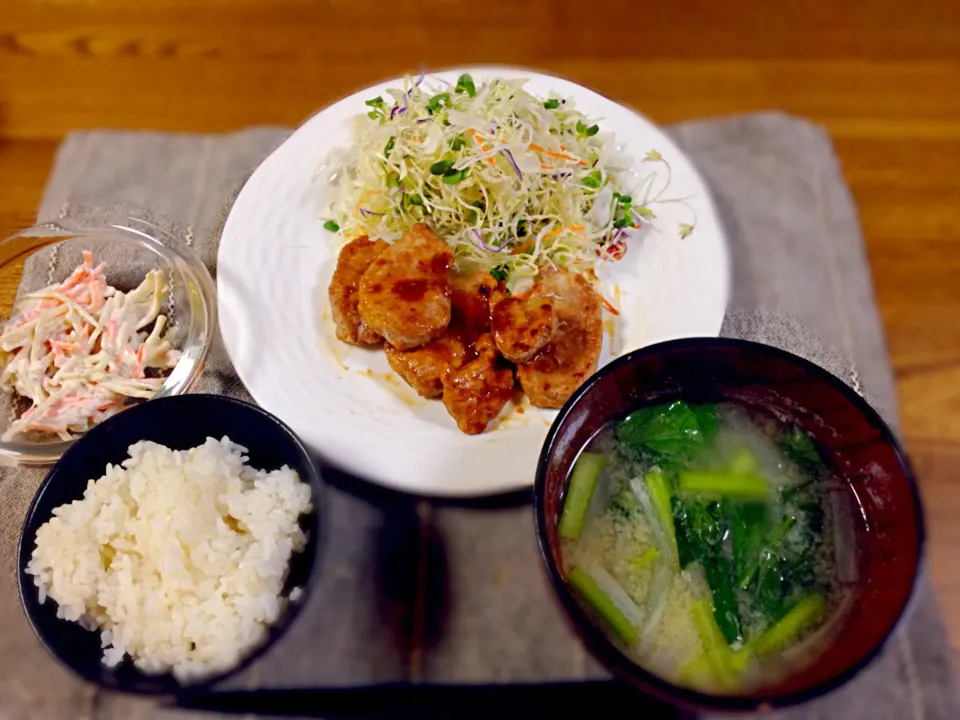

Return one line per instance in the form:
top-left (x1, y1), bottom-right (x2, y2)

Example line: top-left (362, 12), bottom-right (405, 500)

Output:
top-left (218, 65), bottom-right (730, 497)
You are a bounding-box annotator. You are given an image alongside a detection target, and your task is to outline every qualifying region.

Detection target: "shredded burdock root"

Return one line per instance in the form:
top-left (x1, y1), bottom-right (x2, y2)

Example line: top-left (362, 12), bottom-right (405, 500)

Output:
top-left (0, 251), bottom-right (180, 440)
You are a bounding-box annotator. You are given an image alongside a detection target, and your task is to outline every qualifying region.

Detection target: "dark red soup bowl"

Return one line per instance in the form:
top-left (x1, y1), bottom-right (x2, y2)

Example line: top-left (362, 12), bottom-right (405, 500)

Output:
top-left (533, 338), bottom-right (924, 713)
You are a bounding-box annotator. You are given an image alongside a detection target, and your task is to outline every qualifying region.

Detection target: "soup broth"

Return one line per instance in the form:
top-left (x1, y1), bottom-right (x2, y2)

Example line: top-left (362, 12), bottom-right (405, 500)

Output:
top-left (558, 400), bottom-right (854, 694)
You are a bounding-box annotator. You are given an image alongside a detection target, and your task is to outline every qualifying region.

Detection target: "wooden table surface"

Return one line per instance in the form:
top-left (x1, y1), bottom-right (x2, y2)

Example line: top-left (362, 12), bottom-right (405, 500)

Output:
top-left (1, 0), bottom-right (958, 666)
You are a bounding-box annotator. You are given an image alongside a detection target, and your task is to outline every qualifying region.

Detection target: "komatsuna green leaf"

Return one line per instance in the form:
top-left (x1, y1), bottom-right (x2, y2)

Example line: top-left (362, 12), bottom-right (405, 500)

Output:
top-left (616, 401), bottom-right (716, 463)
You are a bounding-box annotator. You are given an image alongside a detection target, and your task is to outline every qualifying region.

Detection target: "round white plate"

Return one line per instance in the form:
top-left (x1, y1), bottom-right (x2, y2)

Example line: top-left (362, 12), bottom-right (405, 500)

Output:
top-left (218, 67), bottom-right (729, 497)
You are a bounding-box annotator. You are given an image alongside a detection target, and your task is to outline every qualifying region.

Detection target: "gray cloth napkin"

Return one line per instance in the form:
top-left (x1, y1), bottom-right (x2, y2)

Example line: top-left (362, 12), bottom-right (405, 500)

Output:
top-left (0, 113), bottom-right (955, 720)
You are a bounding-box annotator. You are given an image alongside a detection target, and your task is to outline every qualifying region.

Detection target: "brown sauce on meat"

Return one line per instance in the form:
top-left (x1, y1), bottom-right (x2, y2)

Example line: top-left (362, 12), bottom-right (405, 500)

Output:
top-left (392, 279), bottom-right (429, 302)
top-left (430, 254), bottom-right (453, 275)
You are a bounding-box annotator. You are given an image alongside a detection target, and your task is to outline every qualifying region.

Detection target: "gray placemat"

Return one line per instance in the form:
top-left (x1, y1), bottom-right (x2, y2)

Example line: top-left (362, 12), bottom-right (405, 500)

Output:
top-left (0, 113), bottom-right (955, 720)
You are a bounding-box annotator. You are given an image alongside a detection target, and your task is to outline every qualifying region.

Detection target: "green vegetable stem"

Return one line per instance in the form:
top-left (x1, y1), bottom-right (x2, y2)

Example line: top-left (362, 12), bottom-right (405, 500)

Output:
top-left (678, 470), bottom-right (769, 500)
top-left (558, 452), bottom-right (606, 540)
top-left (644, 471), bottom-right (679, 564)
top-left (691, 598), bottom-right (739, 690)
top-left (568, 567), bottom-right (639, 646)
top-left (750, 594), bottom-right (826, 656)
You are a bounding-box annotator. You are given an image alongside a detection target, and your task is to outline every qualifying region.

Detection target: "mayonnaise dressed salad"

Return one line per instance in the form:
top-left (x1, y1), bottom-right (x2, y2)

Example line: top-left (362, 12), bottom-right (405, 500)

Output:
top-left (0, 251), bottom-right (179, 441)
top-left (322, 73), bottom-right (693, 295)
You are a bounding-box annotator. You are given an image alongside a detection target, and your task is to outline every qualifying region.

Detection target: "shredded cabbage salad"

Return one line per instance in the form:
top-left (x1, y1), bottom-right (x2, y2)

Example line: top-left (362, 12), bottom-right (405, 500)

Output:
top-left (322, 73), bottom-right (693, 293)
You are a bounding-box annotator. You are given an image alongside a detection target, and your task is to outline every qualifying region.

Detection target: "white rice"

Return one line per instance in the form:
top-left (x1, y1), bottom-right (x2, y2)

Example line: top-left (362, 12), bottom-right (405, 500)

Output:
top-left (25, 437), bottom-right (312, 681)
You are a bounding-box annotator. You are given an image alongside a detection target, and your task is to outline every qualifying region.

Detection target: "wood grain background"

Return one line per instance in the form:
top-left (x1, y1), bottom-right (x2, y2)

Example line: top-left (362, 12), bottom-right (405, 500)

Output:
top-left (1, 0), bottom-right (958, 671)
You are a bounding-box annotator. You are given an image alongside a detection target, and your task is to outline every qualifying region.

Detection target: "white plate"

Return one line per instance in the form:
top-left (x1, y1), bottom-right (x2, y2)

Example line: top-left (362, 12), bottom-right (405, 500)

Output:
top-left (218, 67), bottom-right (729, 497)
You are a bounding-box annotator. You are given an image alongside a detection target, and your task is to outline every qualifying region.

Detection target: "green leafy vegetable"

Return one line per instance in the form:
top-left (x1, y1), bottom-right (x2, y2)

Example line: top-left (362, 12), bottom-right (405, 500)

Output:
top-left (407, 194), bottom-right (424, 207)
top-left (430, 159), bottom-right (454, 175)
top-left (558, 452), bottom-right (606, 539)
top-left (674, 500), bottom-right (743, 644)
top-left (383, 137), bottom-right (395, 157)
top-left (322, 220), bottom-right (339, 233)
top-left (367, 111), bottom-right (380, 120)
top-left (490, 265), bottom-right (508, 282)
top-left (454, 73), bottom-right (476, 97)
top-left (617, 400), bottom-right (713, 466)
top-left (450, 135), bottom-right (466, 151)
top-left (386, 172), bottom-right (400, 188)
top-left (726, 501), bottom-right (770, 588)
top-left (633, 206), bottom-right (656, 220)
top-left (365, 96), bottom-right (386, 108)
top-left (568, 567), bottom-right (639, 646)
top-left (737, 504), bottom-right (818, 633)
top-left (543, 98), bottom-right (561, 109)
top-left (780, 427), bottom-right (822, 474)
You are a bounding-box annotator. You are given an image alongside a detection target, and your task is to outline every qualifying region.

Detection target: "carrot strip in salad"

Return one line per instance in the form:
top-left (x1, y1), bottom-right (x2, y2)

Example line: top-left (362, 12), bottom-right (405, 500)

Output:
top-left (469, 128), bottom-right (497, 166)
top-left (595, 289), bottom-right (620, 315)
top-left (528, 144), bottom-right (588, 165)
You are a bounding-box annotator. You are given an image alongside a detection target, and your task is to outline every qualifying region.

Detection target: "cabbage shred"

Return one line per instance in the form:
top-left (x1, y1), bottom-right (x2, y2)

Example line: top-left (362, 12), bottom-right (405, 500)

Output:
top-left (323, 74), bottom-right (650, 291)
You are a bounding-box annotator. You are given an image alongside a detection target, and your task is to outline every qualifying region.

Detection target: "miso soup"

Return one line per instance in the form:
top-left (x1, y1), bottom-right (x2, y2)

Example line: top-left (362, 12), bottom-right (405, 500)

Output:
top-left (558, 400), bottom-right (854, 694)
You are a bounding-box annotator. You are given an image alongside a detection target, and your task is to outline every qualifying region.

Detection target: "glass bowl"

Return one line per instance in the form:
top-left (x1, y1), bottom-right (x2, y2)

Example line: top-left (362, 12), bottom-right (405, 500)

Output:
top-left (534, 338), bottom-right (924, 712)
top-left (0, 218), bottom-right (216, 466)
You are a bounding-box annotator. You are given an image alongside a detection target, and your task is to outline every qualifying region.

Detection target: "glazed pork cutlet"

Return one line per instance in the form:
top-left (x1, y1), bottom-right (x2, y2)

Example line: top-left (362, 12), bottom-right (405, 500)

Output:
top-left (385, 272), bottom-right (497, 399)
top-left (491, 285), bottom-right (558, 363)
top-left (516, 271), bottom-right (602, 409)
top-left (441, 334), bottom-right (514, 435)
top-left (328, 236), bottom-right (388, 345)
top-left (385, 336), bottom-right (467, 399)
top-left (357, 224), bottom-right (455, 350)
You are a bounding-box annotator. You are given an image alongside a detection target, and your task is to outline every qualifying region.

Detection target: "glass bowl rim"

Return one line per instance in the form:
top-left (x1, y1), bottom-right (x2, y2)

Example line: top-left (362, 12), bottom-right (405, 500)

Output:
top-left (0, 220), bottom-right (217, 466)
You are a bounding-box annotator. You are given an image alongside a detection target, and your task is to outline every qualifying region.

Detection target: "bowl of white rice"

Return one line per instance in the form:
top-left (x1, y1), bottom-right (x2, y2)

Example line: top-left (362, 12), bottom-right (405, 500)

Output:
top-left (17, 394), bottom-right (322, 694)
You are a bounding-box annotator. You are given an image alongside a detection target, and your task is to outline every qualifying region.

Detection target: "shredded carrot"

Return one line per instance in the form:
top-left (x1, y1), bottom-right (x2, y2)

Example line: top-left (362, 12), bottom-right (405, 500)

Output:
top-left (512, 238), bottom-right (537, 255)
top-left (595, 289), bottom-right (620, 315)
top-left (546, 224), bottom-right (585, 238)
top-left (540, 164), bottom-right (554, 171)
top-left (469, 128), bottom-right (497, 166)
top-left (528, 143), bottom-right (587, 165)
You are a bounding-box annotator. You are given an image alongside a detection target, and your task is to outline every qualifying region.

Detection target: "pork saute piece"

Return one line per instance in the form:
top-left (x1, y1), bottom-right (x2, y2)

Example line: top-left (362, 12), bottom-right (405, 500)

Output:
top-left (357, 224), bottom-right (454, 350)
top-left (328, 236), bottom-right (387, 345)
